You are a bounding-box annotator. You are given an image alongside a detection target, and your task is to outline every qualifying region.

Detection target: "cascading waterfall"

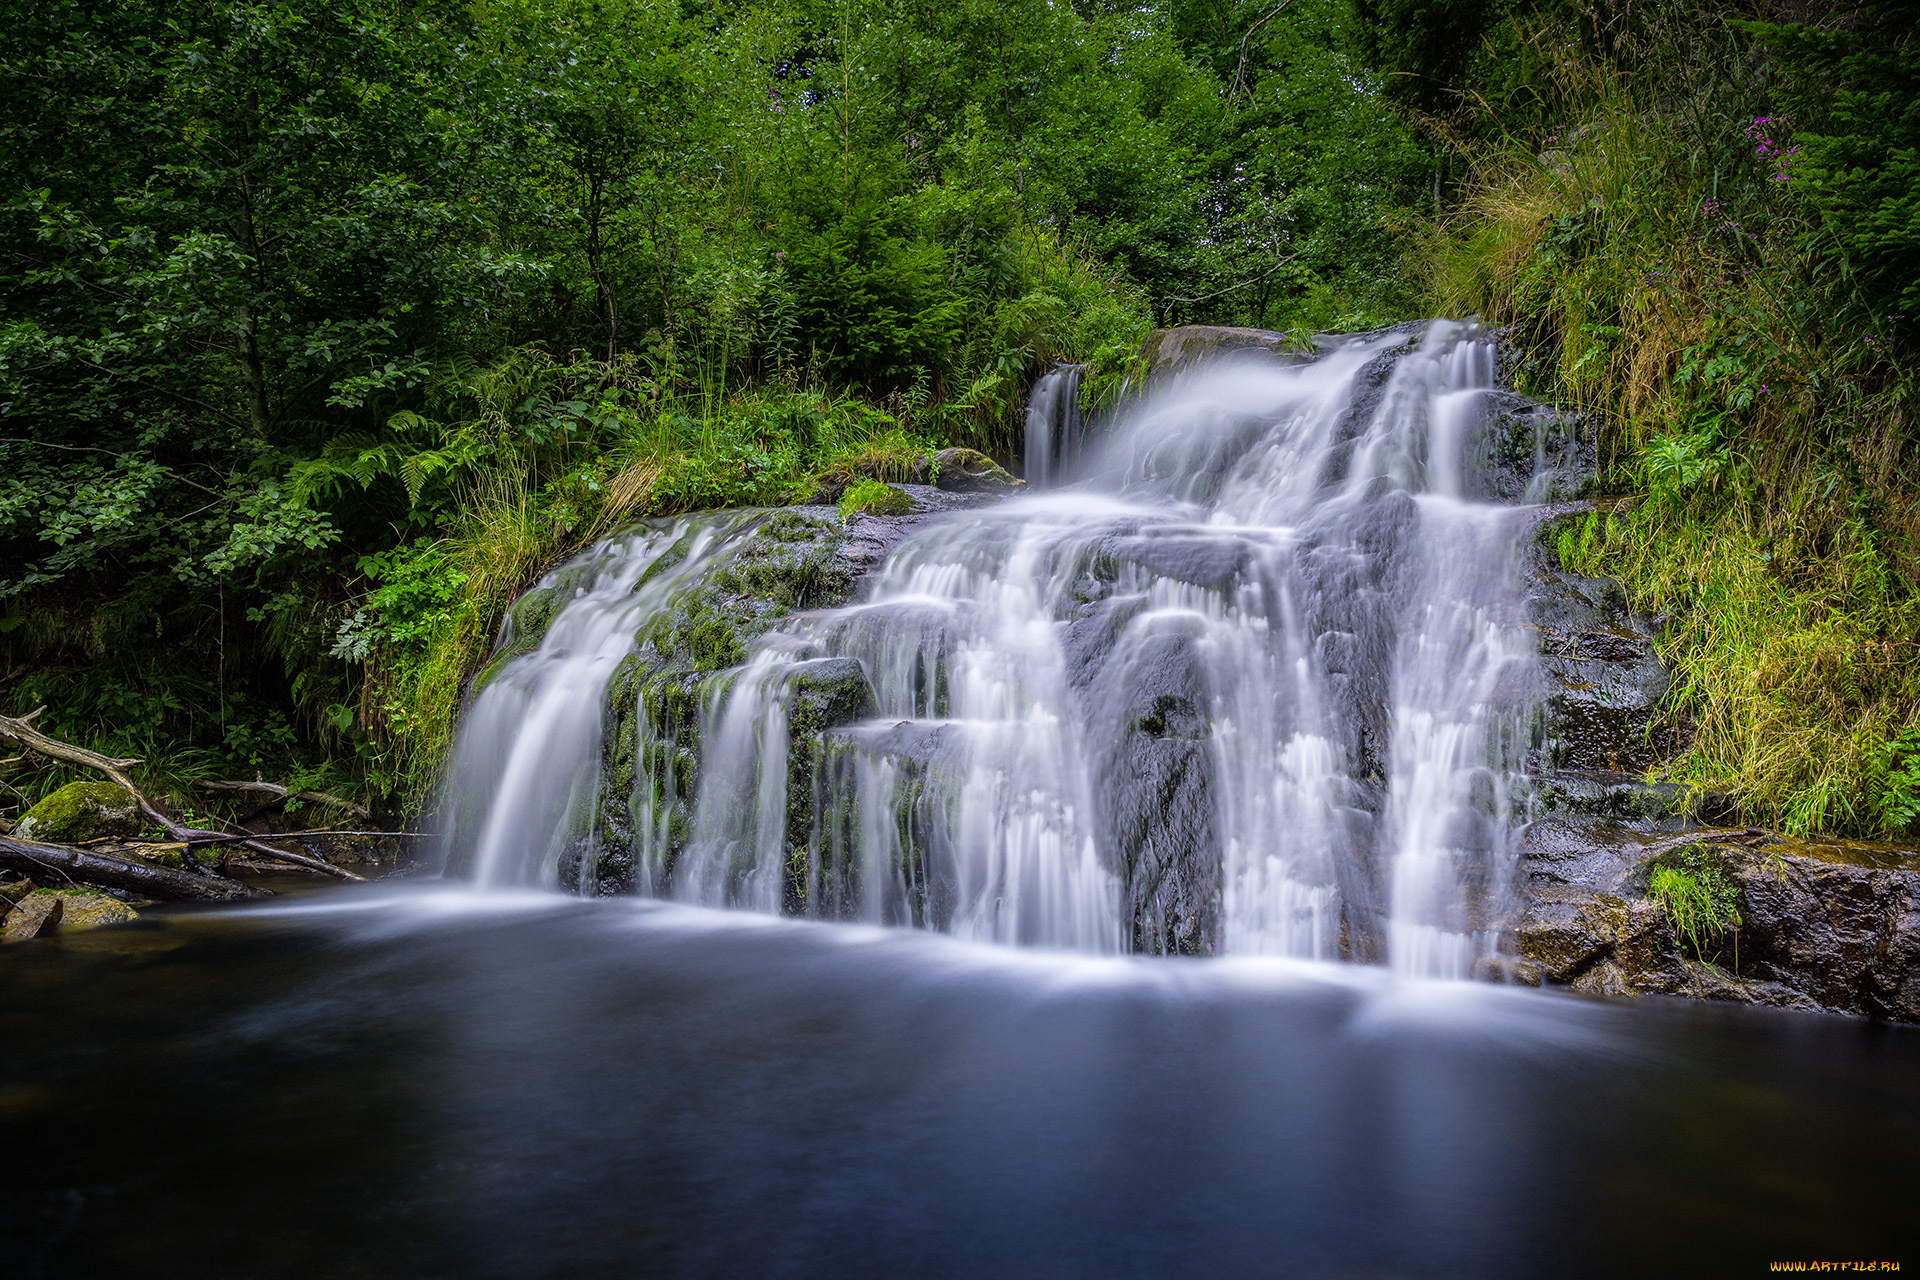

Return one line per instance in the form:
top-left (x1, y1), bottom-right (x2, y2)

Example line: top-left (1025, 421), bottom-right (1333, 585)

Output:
top-left (1022, 363), bottom-right (1086, 487)
top-left (442, 321), bottom-right (1543, 975)
top-left (439, 513), bottom-right (763, 890)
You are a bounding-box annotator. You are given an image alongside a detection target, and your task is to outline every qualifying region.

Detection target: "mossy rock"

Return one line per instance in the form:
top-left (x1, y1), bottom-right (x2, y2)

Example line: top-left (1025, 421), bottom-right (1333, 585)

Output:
top-left (130, 842), bottom-right (221, 872)
top-left (634, 511), bottom-right (853, 674)
top-left (1137, 325), bottom-right (1299, 379)
top-left (910, 448), bottom-right (1018, 494)
top-left (781, 658), bottom-right (874, 740)
top-left (14, 780), bottom-right (145, 843)
top-left (586, 510), bottom-right (860, 893)
top-left (2, 888), bottom-right (138, 942)
top-left (44, 889), bottom-right (139, 930)
top-left (838, 479), bottom-right (916, 518)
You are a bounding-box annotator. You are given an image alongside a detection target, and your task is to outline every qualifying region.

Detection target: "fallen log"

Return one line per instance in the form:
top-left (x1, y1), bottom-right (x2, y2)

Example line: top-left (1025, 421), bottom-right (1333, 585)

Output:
top-left (0, 708), bottom-right (363, 882)
top-left (0, 836), bottom-right (261, 901)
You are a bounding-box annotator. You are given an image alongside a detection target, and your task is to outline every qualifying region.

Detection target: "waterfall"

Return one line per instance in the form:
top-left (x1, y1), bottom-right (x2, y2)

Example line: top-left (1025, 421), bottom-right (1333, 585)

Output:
top-left (1023, 364), bottom-right (1085, 487)
top-left (443, 321), bottom-right (1543, 975)
top-left (438, 514), bottom-right (763, 889)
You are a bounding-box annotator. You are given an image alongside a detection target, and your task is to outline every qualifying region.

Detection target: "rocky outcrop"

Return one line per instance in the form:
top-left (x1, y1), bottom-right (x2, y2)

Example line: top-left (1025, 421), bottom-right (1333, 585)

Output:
top-left (910, 448), bottom-right (1020, 494)
top-left (1506, 823), bottom-right (1920, 1020)
top-left (1138, 325), bottom-right (1309, 380)
top-left (1525, 514), bottom-right (1688, 822)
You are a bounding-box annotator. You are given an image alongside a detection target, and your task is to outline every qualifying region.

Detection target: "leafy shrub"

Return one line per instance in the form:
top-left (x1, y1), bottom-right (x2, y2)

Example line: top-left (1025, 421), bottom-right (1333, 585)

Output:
top-left (1876, 727), bottom-right (1920, 833)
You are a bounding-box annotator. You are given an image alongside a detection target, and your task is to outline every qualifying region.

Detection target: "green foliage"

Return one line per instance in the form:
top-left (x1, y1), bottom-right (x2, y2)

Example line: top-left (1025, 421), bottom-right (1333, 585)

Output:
top-left (0, 0), bottom-right (1453, 807)
top-left (838, 479), bottom-right (914, 519)
top-left (1876, 727), bottom-right (1920, 833)
top-left (1648, 849), bottom-right (1743, 964)
top-left (1435, 2), bottom-right (1920, 838)
top-left (1752, 4), bottom-right (1920, 331)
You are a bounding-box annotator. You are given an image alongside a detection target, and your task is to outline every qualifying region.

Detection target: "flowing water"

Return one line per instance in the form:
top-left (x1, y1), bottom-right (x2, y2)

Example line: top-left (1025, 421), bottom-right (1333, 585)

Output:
top-left (444, 321), bottom-right (1536, 974)
top-left (2, 894), bottom-right (1914, 1277)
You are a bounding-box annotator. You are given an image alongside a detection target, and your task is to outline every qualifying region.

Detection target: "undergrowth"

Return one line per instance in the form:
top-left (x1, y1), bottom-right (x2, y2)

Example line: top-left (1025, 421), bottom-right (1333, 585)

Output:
top-left (1434, 7), bottom-right (1920, 837)
top-left (1648, 848), bottom-right (1743, 965)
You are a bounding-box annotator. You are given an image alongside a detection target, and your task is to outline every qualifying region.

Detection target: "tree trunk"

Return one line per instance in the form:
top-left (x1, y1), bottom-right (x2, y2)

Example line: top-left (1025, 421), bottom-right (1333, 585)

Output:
top-left (0, 837), bottom-right (260, 901)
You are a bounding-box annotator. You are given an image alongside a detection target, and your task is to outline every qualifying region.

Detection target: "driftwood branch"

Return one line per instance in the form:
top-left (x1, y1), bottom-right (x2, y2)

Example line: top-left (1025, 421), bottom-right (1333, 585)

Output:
top-left (166, 829), bottom-right (419, 848)
top-left (0, 836), bottom-right (260, 901)
top-left (0, 708), bottom-right (364, 881)
top-left (191, 780), bottom-right (372, 822)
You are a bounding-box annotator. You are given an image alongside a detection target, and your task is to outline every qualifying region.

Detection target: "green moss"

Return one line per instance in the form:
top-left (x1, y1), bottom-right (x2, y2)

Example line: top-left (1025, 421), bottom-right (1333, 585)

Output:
top-left (1646, 846), bottom-right (1743, 964)
top-left (839, 478), bottom-right (915, 520)
top-left (14, 780), bottom-right (144, 843)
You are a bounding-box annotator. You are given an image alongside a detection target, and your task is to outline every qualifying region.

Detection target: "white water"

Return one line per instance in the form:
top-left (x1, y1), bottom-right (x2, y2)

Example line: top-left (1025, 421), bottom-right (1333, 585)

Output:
top-left (440, 515), bottom-right (761, 889)
top-left (444, 321), bottom-right (1540, 975)
top-left (1024, 363), bottom-right (1085, 488)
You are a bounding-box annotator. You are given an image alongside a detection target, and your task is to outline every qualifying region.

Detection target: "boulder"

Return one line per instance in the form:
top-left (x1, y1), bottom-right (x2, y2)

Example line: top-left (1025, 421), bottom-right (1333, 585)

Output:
top-left (14, 780), bottom-right (145, 843)
top-left (911, 449), bottom-right (1019, 494)
top-left (1137, 326), bottom-right (1304, 380)
top-left (0, 889), bottom-right (138, 942)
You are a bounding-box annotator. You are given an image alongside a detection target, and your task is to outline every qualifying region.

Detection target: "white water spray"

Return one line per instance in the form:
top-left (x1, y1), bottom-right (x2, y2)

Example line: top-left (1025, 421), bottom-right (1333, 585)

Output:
top-left (444, 322), bottom-right (1542, 975)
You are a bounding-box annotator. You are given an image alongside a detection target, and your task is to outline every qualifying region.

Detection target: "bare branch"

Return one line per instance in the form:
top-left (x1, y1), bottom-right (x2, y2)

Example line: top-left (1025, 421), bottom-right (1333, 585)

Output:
top-left (0, 710), bottom-right (364, 881)
top-left (191, 779), bottom-right (373, 822)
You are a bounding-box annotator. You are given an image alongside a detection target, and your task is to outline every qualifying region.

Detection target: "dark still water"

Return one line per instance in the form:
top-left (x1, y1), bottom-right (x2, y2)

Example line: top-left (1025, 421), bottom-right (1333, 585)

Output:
top-left (3, 889), bottom-right (1915, 1278)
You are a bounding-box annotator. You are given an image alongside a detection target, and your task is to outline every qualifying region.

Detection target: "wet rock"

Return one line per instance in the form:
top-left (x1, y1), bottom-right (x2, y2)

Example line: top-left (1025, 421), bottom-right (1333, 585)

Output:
top-left (1533, 770), bottom-right (1689, 824)
top-left (778, 658), bottom-right (876, 907)
top-left (1731, 838), bottom-right (1920, 1021)
top-left (1091, 627), bottom-right (1221, 955)
top-left (911, 448), bottom-right (1019, 494)
top-left (812, 721), bottom-right (965, 926)
top-left (1509, 825), bottom-right (1920, 1020)
top-left (1, 889), bottom-right (139, 942)
top-left (1138, 325), bottom-right (1310, 380)
top-left (581, 512), bottom-right (885, 894)
top-left (1472, 394), bottom-right (1598, 505)
top-left (1097, 531), bottom-right (1250, 593)
top-left (14, 780), bottom-right (145, 843)
top-left (1523, 512), bottom-right (1685, 826)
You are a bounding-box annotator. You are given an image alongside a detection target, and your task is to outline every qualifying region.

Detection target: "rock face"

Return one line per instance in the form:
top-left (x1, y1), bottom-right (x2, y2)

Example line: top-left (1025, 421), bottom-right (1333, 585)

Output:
top-left (1507, 824), bottom-right (1920, 1020)
top-left (14, 780), bottom-right (144, 843)
top-left (1511, 509), bottom-right (1920, 1021)
top-left (1525, 514), bottom-right (1687, 822)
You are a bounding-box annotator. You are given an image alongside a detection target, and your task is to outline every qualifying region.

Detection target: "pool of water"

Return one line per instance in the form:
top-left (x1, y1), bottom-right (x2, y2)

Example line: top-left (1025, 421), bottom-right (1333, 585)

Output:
top-left (3, 887), bottom-right (1915, 1277)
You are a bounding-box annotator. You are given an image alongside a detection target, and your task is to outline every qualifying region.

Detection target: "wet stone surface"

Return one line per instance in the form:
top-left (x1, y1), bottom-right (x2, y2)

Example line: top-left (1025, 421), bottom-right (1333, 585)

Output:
top-left (1506, 824), bottom-right (1920, 1020)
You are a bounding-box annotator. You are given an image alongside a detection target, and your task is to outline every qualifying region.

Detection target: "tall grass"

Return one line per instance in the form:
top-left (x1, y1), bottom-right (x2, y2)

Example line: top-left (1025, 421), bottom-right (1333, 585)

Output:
top-left (1434, 11), bottom-right (1920, 836)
